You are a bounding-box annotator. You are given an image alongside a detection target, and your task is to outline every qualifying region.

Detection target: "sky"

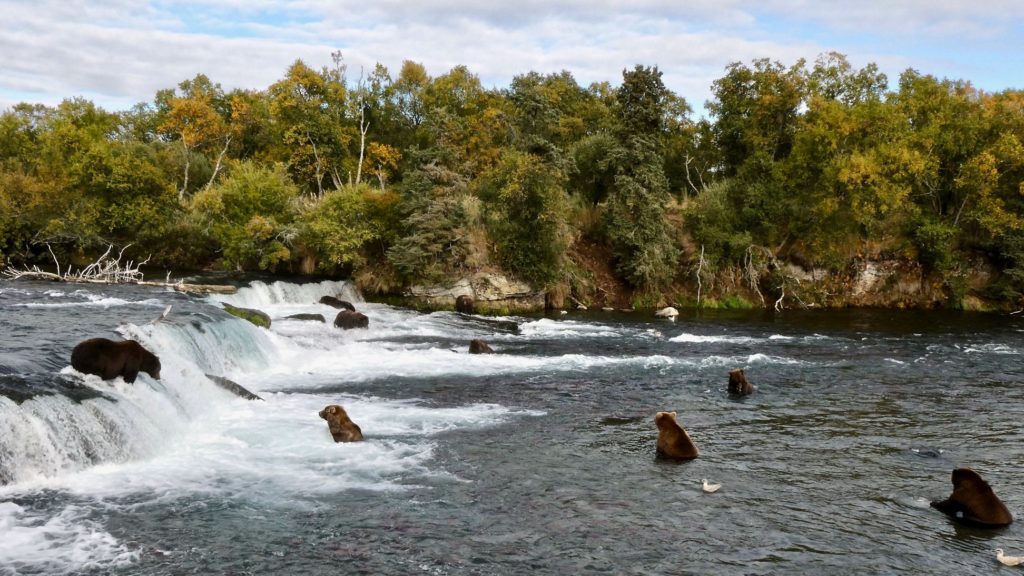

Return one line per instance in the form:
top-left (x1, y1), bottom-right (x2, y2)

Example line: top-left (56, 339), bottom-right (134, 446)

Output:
top-left (1, 0), bottom-right (1022, 114)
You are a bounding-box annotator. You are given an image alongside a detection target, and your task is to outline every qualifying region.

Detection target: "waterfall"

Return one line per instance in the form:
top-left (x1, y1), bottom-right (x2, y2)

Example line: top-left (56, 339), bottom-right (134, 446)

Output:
top-left (0, 315), bottom-right (277, 486)
top-left (211, 279), bottom-right (362, 308)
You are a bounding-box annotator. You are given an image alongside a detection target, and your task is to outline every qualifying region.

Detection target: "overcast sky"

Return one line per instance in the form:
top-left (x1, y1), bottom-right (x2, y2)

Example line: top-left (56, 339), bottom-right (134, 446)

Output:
top-left (1, 0), bottom-right (1022, 114)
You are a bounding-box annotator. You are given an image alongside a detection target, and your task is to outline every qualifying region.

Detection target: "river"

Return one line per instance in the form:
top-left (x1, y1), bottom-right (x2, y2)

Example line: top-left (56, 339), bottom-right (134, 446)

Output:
top-left (0, 279), bottom-right (1021, 574)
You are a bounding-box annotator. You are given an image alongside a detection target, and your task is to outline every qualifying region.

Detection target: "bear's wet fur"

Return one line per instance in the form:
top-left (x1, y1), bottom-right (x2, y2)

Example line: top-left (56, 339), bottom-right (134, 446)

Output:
top-left (728, 368), bottom-right (754, 396)
top-left (469, 339), bottom-right (494, 354)
top-left (334, 310), bottom-right (369, 329)
top-left (319, 404), bottom-right (364, 443)
top-left (71, 338), bottom-right (161, 384)
top-left (931, 468), bottom-right (1013, 528)
top-left (655, 411), bottom-right (699, 460)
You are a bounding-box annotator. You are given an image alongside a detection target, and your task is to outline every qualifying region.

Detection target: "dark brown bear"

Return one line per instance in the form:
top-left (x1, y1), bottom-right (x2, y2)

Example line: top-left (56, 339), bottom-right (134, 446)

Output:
top-left (455, 295), bottom-right (474, 314)
top-left (70, 338), bottom-right (161, 384)
top-left (931, 468), bottom-right (1013, 528)
top-left (468, 339), bottom-right (494, 354)
top-left (319, 296), bottom-right (356, 311)
top-left (319, 404), bottom-right (364, 443)
top-left (728, 368), bottom-right (754, 396)
top-left (334, 310), bottom-right (369, 329)
top-left (654, 411), bottom-right (699, 460)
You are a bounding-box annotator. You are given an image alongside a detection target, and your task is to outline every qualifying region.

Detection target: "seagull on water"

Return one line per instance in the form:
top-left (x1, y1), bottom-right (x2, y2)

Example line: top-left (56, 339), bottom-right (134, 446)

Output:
top-left (702, 479), bottom-right (721, 493)
top-left (996, 549), bottom-right (1024, 567)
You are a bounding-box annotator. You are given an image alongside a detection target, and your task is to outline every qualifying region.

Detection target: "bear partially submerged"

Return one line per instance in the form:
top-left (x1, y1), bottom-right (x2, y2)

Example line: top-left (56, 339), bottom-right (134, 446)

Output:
top-left (728, 368), bottom-right (754, 396)
top-left (655, 411), bottom-right (699, 460)
top-left (319, 404), bottom-right (364, 443)
top-left (71, 338), bottom-right (161, 384)
top-left (468, 339), bottom-right (494, 354)
top-left (334, 310), bottom-right (369, 330)
top-left (931, 468), bottom-right (1013, 528)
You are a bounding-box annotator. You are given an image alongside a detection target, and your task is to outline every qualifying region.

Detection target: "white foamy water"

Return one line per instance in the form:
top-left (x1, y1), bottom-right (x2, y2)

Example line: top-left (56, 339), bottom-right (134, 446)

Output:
top-left (211, 279), bottom-right (362, 309)
top-left (670, 332), bottom-right (760, 344)
top-left (10, 289), bottom-right (164, 309)
top-left (0, 502), bottom-right (137, 574)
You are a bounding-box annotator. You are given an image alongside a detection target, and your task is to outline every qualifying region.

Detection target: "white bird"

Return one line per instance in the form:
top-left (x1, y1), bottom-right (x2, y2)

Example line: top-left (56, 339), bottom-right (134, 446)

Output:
top-left (996, 549), bottom-right (1024, 567)
top-left (702, 479), bottom-right (721, 493)
top-left (150, 304), bottom-right (172, 324)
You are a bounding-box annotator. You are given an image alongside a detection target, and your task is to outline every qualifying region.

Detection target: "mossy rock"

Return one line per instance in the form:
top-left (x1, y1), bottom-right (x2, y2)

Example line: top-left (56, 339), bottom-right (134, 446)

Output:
top-left (223, 303), bottom-right (271, 328)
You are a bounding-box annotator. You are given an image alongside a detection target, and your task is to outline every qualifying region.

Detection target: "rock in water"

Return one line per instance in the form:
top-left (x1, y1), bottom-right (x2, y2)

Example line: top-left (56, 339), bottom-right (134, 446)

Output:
top-left (222, 304), bottom-right (271, 328)
top-left (319, 296), bottom-right (355, 311)
top-left (286, 313), bottom-right (326, 322)
top-left (205, 374), bottom-right (262, 401)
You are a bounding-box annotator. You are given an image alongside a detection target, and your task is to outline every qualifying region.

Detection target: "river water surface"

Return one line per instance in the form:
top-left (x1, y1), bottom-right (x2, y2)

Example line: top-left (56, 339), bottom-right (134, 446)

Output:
top-left (0, 279), bottom-right (1022, 575)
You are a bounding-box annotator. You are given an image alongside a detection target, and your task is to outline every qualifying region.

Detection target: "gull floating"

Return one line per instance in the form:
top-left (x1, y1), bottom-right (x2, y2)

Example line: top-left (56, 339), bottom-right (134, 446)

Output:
top-left (702, 479), bottom-right (721, 493)
top-left (996, 549), bottom-right (1024, 567)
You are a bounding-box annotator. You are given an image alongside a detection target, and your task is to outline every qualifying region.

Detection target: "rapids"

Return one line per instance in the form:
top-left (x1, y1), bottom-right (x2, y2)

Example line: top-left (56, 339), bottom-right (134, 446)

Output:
top-left (0, 278), bottom-right (1022, 574)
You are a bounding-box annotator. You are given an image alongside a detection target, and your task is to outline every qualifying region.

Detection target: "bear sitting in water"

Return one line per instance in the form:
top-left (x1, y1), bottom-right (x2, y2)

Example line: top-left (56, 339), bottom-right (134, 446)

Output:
top-left (655, 411), bottom-right (699, 460)
top-left (71, 338), bottom-right (161, 384)
top-left (319, 404), bottom-right (364, 443)
top-left (931, 468), bottom-right (1013, 528)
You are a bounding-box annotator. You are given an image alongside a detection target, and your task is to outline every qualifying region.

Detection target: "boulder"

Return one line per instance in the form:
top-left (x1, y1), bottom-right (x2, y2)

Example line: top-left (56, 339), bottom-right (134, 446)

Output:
top-left (223, 303), bottom-right (271, 328)
top-left (286, 313), bottom-right (326, 322)
top-left (319, 296), bottom-right (356, 311)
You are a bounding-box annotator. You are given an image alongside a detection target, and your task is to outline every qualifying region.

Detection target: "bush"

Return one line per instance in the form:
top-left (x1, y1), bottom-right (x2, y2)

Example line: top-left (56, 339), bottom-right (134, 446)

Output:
top-left (191, 162), bottom-right (298, 271)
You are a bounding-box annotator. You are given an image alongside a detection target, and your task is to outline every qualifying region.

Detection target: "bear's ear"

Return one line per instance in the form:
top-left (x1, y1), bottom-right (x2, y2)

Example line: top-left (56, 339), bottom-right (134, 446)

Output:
top-left (328, 406), bottom-right (338, 414)
top-left (670, 411), bottom-right (677, 417)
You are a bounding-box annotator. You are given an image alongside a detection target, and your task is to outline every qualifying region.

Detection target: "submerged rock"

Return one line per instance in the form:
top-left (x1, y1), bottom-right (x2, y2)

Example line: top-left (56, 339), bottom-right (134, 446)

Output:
top-left (222, 304), bottom-right (271, 329)
top-left (319, 296), bottom-right (355, 311)
top-left (205, 374), bottom-right (262, 401)
top-left (286, 313), bottom-right (326, 323)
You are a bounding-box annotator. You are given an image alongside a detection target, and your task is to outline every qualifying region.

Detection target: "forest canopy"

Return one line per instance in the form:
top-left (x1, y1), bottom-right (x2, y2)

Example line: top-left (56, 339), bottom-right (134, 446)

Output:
top-left (2, 52), bottom-right (1023, 307)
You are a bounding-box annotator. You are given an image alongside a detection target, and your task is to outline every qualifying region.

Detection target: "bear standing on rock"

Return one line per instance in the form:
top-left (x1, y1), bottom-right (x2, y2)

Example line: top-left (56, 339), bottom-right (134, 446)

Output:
top-left (319, 405), bottom-right (364, 442)
top-left (71, 338), bottom-right (161, 384)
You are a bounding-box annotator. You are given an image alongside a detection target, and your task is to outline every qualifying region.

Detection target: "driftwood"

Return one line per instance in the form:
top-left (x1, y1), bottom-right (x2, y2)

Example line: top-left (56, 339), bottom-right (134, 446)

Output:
top-left (3, 244), bottom-right (236, 295)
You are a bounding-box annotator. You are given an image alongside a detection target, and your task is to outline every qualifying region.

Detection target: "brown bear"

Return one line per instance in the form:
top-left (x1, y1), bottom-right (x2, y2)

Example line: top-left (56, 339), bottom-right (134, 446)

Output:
top-left (71, 338), bottom-right (161, 384)
top-left (655, 411), bottom-right (699, 460)
top-left (728, 368), bottom-right (754, 396)
top-left (468, 339), bottom-right (494, 354)
top-left (334, 310), bottom-right (369, 329)
top-left (455, 294), bottom-right (475, 314)
top-left (319, 404), bottom-right (364, 443)
top-left (931, 468), bottom-right (1013, 528)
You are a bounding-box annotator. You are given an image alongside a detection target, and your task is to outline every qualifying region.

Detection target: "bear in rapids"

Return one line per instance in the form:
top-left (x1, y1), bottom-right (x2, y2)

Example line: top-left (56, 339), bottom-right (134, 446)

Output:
top-left (931, 468), bottom-right (1013, 528)
top-left (334, 310), bottom-right (369, 329)
top-left (71, 338), bottom-right (161, 384)
top-left (654, 411), bottom-right (699, 460)
top-left (319, 404), bottom-right (364, 443)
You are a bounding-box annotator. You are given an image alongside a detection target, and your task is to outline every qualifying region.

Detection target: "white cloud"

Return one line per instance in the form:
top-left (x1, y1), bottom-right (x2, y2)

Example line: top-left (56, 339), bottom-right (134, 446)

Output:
top-left (0, 0), bottom-right (1020, 113)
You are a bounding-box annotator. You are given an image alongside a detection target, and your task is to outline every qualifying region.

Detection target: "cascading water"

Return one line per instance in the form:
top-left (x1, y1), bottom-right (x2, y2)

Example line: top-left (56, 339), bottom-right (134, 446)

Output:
top-left (2, 279), bottom-right (1022, 575)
